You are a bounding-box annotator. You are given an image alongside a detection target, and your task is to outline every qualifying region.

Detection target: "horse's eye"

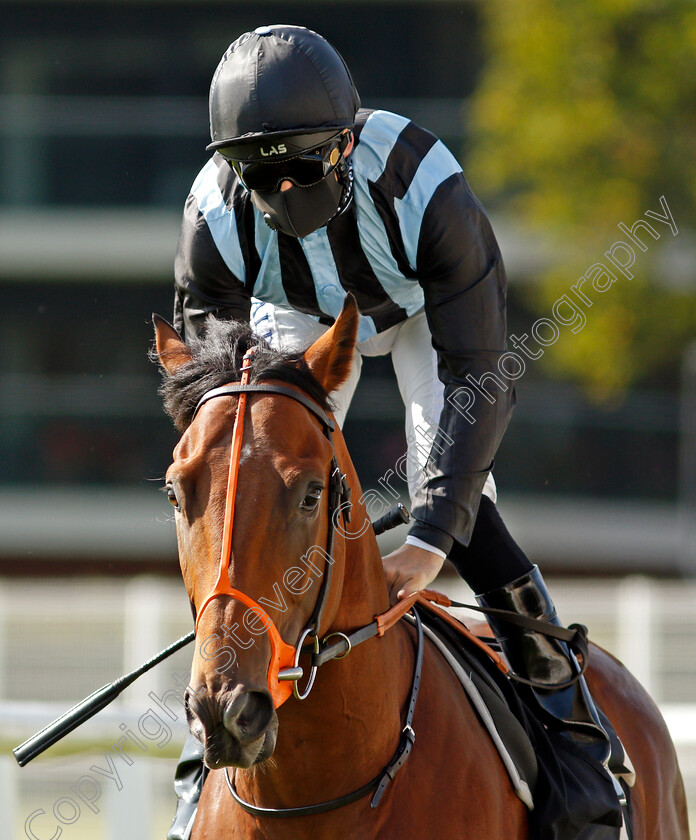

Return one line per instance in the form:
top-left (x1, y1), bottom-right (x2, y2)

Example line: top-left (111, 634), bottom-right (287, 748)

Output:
top-left (165, 483), bottom-right (180, 511)
top-left (300, 485), bottom-right (323, 513)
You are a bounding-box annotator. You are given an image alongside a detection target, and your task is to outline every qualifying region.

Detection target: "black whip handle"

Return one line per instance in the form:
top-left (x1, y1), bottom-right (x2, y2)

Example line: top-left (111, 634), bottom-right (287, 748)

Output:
top-left (13, 630), bottom-right (195, 766)
top-left (372, 503), bottom-right (410, 536)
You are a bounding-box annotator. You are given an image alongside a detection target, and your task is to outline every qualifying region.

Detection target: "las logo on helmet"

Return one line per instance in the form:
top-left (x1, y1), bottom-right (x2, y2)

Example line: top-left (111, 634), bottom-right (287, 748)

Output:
top-left (259, 144), bottom-right (287, 157)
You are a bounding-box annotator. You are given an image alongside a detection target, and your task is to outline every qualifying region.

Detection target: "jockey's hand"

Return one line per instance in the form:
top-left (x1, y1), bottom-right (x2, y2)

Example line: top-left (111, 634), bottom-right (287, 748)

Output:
top-left (382, 543), bottom-right (445, 605)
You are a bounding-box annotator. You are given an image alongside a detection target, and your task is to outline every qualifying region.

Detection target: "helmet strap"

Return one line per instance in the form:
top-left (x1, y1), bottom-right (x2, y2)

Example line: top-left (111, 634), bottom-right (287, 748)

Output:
top-left (332, 160), bottom-right (354, 221)
top-left (330, 131), bottom-right (354, 222)
top-left (335, 131), bottom-right (352, 179)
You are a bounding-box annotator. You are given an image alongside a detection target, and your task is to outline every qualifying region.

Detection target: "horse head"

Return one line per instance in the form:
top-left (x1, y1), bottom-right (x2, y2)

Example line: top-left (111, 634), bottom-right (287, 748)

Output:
top-left (153, 296), bottom-right (383, 770)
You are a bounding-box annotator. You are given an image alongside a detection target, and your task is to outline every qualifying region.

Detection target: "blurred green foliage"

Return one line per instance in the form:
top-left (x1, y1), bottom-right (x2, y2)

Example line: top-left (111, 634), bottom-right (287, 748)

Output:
top-left (467, 0), bottom-right (696, 399)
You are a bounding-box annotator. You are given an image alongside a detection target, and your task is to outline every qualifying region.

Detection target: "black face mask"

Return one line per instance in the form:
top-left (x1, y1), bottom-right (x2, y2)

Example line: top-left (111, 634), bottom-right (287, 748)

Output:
top-left (250, 172), bottom-right (344, 238)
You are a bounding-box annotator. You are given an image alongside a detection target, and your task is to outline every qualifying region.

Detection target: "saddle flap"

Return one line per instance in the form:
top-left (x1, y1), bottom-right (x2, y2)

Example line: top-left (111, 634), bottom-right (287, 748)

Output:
top-left (411, 602), bottom-right (632, 840)
top-left (412, 602), bottom-right (539, 806)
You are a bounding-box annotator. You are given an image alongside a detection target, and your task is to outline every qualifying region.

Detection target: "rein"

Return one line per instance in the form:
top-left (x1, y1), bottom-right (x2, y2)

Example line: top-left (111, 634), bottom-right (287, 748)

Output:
top-left (225, 608), bottom-right (425, 817)
top-left (222, 587), bottom-right (588, 819)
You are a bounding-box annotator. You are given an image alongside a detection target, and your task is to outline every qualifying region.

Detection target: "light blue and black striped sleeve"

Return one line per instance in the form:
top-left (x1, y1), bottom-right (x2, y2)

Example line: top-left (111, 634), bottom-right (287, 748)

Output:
top-left (404, 160), bottom-right (515, 553)
top-left (173, 158), bottom-right (253, 341)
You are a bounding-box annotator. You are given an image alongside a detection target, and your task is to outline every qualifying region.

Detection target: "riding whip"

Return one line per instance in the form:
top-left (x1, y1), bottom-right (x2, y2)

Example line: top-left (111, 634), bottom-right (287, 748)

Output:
top-left (12, 631), bottom-right (194, 766)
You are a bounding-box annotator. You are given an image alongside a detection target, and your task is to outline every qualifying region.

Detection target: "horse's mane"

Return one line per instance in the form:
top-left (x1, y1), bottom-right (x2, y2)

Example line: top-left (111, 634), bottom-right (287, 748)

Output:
top-left (155, 319), bottom-right (332, 432)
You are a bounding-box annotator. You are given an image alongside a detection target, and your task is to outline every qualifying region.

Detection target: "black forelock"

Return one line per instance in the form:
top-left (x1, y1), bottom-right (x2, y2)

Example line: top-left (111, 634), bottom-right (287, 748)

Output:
top-left (153, 319), bottom-right (332, 432)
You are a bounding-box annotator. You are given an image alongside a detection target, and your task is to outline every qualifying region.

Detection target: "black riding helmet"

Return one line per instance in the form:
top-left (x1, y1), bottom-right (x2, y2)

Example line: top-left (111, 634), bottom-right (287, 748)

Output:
top-left (207, 25), bottom-right (361, 238)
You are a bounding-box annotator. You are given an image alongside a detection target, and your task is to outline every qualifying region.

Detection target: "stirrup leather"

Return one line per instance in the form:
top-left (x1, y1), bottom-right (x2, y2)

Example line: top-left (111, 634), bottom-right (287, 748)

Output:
top-left (476, 566), bottom-right (611, 761)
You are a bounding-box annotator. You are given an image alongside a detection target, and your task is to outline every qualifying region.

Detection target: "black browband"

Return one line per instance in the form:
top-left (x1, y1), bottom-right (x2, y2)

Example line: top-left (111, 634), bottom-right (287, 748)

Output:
top-left (193, 383), bottom-right (335, 432)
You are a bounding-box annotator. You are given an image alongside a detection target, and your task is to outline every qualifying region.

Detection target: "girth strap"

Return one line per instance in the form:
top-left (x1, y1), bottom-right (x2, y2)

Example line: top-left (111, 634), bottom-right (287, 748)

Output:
top-left (371, 607), bottom-right (424, 807)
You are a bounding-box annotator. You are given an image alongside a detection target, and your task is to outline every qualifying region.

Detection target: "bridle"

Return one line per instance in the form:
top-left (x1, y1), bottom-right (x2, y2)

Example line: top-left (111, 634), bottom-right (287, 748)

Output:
top-left (188, 348), bottom-right (428, 816)
top-left (191, 349), bottom-right (352, 708)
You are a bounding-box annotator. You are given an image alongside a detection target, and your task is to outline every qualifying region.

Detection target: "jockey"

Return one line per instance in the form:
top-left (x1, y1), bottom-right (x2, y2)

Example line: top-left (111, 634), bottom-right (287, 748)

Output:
top-left (167, 25), bottom-right (615, 840)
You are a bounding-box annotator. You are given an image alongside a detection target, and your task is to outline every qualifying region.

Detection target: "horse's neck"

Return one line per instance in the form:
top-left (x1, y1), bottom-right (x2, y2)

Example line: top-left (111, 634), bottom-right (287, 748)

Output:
top-left (329, 424), bottom-right (395, 638)
top-left (236, 426), bottom-right (414, 806)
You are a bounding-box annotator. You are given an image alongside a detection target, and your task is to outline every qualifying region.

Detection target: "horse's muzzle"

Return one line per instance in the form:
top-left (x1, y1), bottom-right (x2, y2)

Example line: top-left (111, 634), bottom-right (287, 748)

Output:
top-left (187, 686), bottom-right (278, 769)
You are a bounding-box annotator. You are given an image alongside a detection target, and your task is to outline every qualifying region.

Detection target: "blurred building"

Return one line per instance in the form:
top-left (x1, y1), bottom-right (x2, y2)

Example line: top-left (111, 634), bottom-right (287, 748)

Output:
top-left (0, 1), bottom-right (690, 576)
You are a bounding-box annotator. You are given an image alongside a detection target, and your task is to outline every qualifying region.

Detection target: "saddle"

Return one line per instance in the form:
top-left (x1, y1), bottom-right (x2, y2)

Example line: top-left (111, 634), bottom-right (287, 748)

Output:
top-left (411, 596), bottom-right (633, 840)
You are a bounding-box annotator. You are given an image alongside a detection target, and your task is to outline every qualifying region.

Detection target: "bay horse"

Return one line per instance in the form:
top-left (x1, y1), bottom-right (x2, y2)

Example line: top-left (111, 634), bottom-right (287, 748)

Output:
top-left (154, 297), bottom-right (689, 839)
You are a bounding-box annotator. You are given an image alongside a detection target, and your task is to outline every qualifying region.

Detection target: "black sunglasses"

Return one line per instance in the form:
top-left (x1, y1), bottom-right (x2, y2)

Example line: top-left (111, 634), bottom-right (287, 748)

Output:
top-left (218, 134), bottom-right (344, 192)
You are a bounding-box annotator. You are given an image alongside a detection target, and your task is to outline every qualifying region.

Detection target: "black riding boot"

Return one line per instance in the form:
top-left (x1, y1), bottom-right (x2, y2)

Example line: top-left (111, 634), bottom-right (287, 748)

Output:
top-left (167, 733), bottom-right (206, 840)
top-left (476, 565), bottom-right (612, 766)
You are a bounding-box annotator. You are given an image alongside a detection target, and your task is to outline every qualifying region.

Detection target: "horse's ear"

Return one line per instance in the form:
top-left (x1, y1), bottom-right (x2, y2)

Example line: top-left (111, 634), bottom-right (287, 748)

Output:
top-left (153, 314), bottom-right (193, 375)
top-left (304, 295), bottom-right (359, 393)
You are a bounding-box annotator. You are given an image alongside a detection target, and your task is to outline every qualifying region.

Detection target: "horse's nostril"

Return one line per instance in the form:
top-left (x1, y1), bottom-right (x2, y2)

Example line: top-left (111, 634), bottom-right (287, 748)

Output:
top-left (224, 690), bottom-right (274, 742)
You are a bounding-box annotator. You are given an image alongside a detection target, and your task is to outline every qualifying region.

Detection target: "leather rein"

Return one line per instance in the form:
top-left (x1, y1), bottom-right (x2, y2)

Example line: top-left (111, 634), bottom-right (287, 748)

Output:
top-left (225, 608), bottom-right (424, 816)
